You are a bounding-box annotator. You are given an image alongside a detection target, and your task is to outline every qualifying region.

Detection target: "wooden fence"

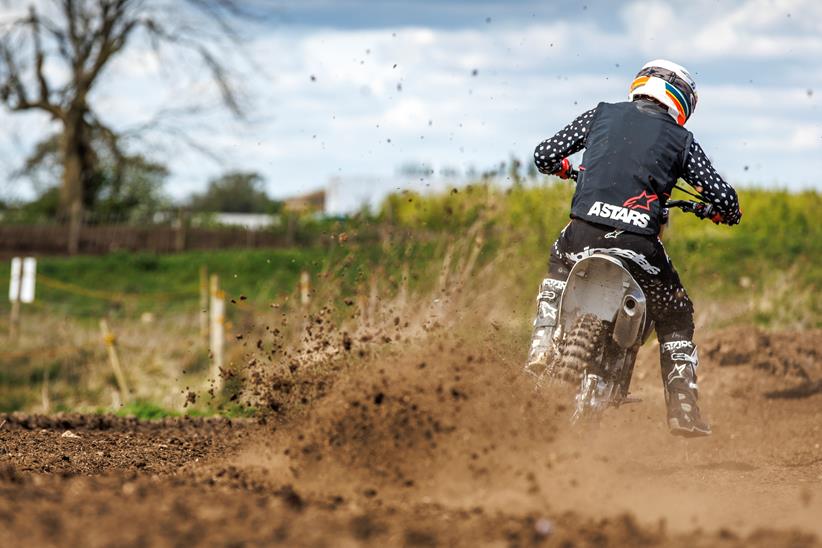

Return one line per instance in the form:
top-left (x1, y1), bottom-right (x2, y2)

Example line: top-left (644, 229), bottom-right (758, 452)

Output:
top-left (0, 223), bottom-right (295, 256)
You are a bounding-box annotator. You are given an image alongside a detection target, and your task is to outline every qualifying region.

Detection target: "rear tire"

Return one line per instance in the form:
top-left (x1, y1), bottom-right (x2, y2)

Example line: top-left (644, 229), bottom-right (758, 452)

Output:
top-left (556, 313), bottom-right (608, 383)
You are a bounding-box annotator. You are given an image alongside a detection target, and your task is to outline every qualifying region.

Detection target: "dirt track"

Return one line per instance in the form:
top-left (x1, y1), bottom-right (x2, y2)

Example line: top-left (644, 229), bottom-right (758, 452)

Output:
top-left (1, 327), bottom-right (820, 547)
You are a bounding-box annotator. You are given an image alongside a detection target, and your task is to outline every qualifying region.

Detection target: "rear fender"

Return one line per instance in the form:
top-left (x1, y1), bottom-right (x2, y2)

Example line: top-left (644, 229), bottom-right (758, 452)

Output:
top-left (559, 254), bottom-right (647, 349)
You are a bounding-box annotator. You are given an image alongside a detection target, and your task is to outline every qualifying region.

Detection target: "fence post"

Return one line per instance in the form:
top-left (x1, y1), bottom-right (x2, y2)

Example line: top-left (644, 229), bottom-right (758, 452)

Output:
top-left (286, 212), bottom-right (297, 246)
top-left (199, 266), bottom-right (209, 343)
top-left (209, 274), bottom-right (225, 392)
top-left (68, 201), bottom-right (82, 255)
top-left (99, 319), bottom-right (130, 404)
top-left (9, 258), bottom-right (22, 340)
top-left (174, 209), bottom-right (188, 252)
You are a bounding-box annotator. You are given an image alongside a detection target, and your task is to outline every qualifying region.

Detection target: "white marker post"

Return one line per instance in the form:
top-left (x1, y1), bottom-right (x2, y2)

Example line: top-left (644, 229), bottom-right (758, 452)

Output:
top-left (8, 257), bottom-right (36, 339)
top-left (209, 274), bottom-right (225, 392)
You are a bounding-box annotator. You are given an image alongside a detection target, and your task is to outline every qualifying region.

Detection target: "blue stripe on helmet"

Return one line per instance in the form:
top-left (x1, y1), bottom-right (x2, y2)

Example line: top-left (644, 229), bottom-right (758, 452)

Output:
top-left (665, 82), bottom-right (690, 116)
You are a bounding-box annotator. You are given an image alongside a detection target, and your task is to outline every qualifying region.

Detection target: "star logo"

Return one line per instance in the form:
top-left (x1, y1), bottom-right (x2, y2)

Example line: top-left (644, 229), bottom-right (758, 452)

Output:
top-left (623, 191), bottom-right (659, 211)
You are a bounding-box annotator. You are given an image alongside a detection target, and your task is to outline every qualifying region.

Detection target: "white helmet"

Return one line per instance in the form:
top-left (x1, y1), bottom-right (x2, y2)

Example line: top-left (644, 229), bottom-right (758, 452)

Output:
top-left (628, 59), bottom-right (698, 126)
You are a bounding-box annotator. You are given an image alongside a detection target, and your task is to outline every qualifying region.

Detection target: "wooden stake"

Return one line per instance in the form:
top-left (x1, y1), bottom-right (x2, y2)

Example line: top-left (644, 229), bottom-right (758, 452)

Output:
top-left (368, 272), bottom-right (379, 323)
top-left (209, 274), bottom-right (225, 392)
top-left (300, 271), bottom-right (310, 307)
top-left (99, 319), bottom-right (130, 404)
top-left (41, 368), bottom-right (50, 414)
top-left (199, 266), bottom-right (209, 342)
top-left (110, 388), bottom-right (122, 410)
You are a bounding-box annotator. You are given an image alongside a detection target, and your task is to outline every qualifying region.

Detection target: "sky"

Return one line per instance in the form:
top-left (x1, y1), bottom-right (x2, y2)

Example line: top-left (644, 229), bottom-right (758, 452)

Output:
top-left (1, 0), bottom-right (820, 212)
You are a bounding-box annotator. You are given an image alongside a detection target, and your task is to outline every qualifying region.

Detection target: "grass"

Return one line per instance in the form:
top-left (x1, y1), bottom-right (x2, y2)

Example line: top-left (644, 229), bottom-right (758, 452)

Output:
top-left (382, 181), bottom-right (821, 325)
top-left (0, 238), bottom-right (449, 319)
top-left (114, 400), bottom-right (179, 419)
top-left (110, 400), bottom-right (256, 419)
top-left (0, 248), bottom-right (330, 317)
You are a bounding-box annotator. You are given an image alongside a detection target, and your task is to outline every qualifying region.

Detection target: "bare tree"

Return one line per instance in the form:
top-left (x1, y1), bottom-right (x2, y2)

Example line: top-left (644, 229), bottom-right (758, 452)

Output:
top-left (0, 0), bottom-right (262, 252)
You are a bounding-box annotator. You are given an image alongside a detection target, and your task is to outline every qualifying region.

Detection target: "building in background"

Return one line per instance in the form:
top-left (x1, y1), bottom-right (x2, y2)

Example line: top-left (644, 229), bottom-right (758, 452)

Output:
top-left (283, 189), bottom-right (326, 216)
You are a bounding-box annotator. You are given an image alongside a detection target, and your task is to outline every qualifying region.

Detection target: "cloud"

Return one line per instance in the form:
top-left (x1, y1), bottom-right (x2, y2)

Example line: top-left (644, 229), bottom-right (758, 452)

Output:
top-left (622, 0), bottom-right (822, 60)
top-left (789, 125), bottom-right (822, 150)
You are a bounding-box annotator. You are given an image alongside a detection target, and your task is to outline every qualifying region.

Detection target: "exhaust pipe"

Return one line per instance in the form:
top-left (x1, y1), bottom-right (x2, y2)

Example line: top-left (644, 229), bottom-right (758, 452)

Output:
top-left (612, 294), bottom-right (645, 348)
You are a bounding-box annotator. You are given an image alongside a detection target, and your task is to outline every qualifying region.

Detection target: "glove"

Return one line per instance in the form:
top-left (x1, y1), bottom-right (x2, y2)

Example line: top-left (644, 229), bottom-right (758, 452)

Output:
top-left (556, 158), bottom-right (573, 180)
top-left (695, 203), bottom-right (739, 225)
top-left (725, 209), bottom-right (742, 226)
top-left (693, 203), bottom-right (721, 223)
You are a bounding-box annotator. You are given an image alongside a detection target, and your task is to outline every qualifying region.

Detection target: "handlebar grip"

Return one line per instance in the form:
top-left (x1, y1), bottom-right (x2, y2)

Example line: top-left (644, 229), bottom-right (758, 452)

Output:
top-left (694, 203), bottom-right (715, 219)
top-left (666, 200), bottom-right (725, 223)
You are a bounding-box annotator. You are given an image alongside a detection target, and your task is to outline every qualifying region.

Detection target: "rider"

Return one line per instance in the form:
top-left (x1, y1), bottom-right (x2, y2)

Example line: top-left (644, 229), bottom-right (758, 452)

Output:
top-left (526, 60), bottom-right (741, 437)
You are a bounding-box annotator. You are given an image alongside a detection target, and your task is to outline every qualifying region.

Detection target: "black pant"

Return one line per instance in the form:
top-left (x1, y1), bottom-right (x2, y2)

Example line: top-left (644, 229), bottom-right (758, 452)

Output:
top-left (548, 219), bottom-right (694, 341)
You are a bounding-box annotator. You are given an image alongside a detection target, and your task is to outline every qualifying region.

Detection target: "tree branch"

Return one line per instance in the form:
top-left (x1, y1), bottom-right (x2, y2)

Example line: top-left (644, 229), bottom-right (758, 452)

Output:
top-left (28, 8), bottom-right (57, 113)
top-left (142, 18), bottom-right (244, 117)
top-left (78, 1), bottom-right (138, 97)
top-left (0, 39), bottom-right (30, 107)
top-left (0, 15), bottom-right (64, 120)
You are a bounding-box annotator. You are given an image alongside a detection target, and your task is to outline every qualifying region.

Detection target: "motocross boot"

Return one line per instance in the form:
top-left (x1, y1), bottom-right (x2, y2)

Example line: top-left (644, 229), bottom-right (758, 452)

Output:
top-left (525, 277), bottom-right (566, 379)
top-left (660, 339), bottom-right (711, 437)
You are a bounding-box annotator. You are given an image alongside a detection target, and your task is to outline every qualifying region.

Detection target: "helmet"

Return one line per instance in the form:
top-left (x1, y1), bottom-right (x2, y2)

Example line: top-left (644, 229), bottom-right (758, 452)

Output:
top-left (629, 59), bottom-right (698, 125)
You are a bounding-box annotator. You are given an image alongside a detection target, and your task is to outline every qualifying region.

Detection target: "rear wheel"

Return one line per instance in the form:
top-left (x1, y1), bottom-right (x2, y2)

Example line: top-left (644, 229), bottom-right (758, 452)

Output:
top-left (555, 313), bottom-right (608, 383)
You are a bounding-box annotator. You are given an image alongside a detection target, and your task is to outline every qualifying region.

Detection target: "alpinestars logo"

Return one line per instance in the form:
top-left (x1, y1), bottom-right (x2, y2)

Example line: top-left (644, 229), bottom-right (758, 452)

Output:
top-left (623, 191), bottom-right (659, 211)
top-left (666, 345), bottom-right (700, 390)
top-left (587, 201), bottom-right (651, 228)
top-left (537, 279), bottom-right (565, 325)
top-left (564, 247), bottom-right (661, 275)
top-left (662, 340), bottom-right (693, 352)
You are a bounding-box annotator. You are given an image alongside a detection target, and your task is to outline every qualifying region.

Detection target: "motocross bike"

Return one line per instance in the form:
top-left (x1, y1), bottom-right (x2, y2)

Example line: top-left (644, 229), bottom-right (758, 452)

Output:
top-left (545, 168), bottom-right (721, 424)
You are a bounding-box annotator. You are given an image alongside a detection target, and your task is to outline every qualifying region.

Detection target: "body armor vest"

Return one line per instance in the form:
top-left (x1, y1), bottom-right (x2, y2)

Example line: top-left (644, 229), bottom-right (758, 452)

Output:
top-left (571, 101), bottom-right (693, 235)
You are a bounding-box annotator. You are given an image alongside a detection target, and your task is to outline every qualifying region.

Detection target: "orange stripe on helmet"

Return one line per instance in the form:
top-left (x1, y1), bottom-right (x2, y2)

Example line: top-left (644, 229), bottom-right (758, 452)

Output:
top-left (665, 90), bottom-right (687, 125)
top-left (630, 76), bottom-right (650, 92)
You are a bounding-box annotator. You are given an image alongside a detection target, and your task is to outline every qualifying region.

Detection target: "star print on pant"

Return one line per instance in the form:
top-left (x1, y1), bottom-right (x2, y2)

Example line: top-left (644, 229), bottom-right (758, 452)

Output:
top-left (547, 219), bottom-right (695, 340)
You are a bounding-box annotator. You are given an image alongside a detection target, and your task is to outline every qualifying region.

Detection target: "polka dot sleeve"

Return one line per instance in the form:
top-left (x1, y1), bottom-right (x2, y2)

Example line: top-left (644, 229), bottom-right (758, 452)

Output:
top-left (533, 108), bottom-right (596, 175)
top-left (682, 141), bottom-right (742, 225)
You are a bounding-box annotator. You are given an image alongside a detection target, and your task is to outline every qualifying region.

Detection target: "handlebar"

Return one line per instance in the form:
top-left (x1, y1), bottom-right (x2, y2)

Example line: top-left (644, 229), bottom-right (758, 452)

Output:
top-left (665, 199), bottom-right (723, 222)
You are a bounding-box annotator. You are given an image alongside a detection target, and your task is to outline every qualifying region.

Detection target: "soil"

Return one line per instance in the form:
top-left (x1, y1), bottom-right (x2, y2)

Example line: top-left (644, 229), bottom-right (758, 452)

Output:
top-left (1, 327), bottom-right (820, 547)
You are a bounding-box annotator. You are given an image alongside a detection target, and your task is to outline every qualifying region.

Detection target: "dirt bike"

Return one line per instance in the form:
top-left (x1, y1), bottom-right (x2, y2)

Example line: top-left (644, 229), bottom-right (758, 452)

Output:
top-left (547, 168), bottom-right (721, 424)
